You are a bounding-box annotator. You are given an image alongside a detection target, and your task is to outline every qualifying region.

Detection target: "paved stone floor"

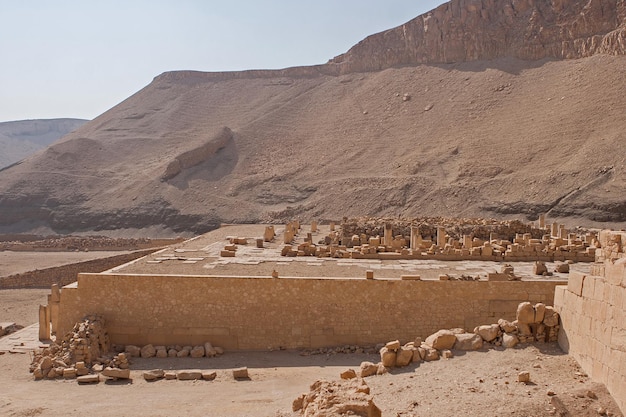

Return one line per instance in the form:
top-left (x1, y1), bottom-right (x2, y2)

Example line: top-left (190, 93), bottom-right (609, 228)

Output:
top-left (0, 324), bottom-right (49, 354)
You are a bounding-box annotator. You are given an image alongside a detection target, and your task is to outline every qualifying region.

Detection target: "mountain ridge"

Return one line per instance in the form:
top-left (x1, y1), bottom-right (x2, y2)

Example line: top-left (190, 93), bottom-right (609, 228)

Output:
top-left (0, 0), bottom-right (625, 236)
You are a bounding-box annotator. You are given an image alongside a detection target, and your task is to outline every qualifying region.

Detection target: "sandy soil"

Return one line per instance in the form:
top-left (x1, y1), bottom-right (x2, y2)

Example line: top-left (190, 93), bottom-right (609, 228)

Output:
top-left (0, 289), bottom-right (622, 417)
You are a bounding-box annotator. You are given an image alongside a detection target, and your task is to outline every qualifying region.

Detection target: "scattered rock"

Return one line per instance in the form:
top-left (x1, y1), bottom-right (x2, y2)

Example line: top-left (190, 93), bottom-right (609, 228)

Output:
top-left (77, 374), bottom-right (100, 384)
top-left (454, 333), bottom-right (483, 350)
top-left (425, 329), bottom-right (457, 350)
top-left (233, 367), bottom-right (249, 379)
top-left (102, 367), bottom-right (130, 380)
top-left (143, 369), bottom-right (165, 381)
top-left (340, 369), bottom-right (357, 380)
top-left (177, 370), bottom-right (202, 381)
top-left (475, 324), bottom-right (500, 342)
top-left (517, 302), bottom-right (535, 324)
top-left (518, 371), bottom-right (530, 383)
top-left (140, 344), bottom-right (156, 358)
top-left (202, 371), bottom-right (217, 381)
top-left (380, 347), bottom-right (397, 368)
top-left (502, 333), bottom-right (519, 348)
top-left (359, 362), bottom-right (378, 378)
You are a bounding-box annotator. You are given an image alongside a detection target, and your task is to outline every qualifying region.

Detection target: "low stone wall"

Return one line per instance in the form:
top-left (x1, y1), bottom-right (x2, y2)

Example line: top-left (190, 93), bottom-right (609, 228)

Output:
top-left (554, 232), bottom-right (626, 415)
top-left (0, 249), bottom-right (158, 289)
top-left (56, 273), bottom-right (564, 351)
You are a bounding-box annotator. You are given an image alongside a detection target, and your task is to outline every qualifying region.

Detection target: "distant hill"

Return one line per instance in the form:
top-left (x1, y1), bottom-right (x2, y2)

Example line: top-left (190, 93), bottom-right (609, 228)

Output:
top-left (0, 119), bottom-right (88, 169)
top-left (0, 0), bottom-right (625, 236)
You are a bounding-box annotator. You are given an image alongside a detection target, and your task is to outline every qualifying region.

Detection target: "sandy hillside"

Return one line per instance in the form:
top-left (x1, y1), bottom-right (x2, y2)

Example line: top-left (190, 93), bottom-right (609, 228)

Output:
top-left (0, 0), bottom-right (625, 236)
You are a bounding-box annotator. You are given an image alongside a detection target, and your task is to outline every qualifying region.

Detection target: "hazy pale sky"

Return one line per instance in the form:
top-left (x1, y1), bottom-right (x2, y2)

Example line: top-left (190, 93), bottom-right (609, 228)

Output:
top-left (0, 1), bottom-right (444, 122)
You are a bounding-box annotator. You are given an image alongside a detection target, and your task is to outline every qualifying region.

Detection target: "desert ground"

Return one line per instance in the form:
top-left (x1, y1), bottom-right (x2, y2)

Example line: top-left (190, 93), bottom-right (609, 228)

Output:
top-left (0, 289), bottom-right (622, 417)
top-left (0, 226), bottom-right (623, 416)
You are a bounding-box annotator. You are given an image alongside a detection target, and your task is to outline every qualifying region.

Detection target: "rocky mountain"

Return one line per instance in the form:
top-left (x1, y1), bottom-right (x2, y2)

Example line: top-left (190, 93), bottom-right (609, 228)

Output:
top-left (0, 0), bottom-right (624, 236)
top-left (0, 119), bottom-right (87, 169)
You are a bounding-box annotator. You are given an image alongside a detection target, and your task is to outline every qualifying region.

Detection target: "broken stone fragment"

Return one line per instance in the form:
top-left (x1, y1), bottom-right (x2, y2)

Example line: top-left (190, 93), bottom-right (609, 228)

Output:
top-left (140, 344), bottom-right (156, 358)
top-left (190, 345), bottom-right (205, 358)
top-left (202, 371), bottom-right (217, 381)
top-left (502, 333), bottom-right (519, 348)
top-left (425, 329), bottom-right (456, 350)
top-left (102, 367), bottom-right (130, 379)
top-left (340, 369), bottom-right (357, 379)
top-left (518, 371), bottom-right (531, 383)
top-left (516, 302), bottom-right (535, 324)
top-left (77, 374), bottom-right (100, 384)
top-left (143, 369), bottom-right (165, 381)
top-left (395, 346), bottom-right (414, 367)
top-left (475, 324), bottom-right (500, 342)
top-left (454, 333), bottom-right (484, 350)
top-left (358, 361), bottom-right (378, 378)
top-left (233, 367), bottom-right (249, 379)
top-left (379, 347), bottom-right (397, 368)
top-left (177, 370), bottom-right (202, 380)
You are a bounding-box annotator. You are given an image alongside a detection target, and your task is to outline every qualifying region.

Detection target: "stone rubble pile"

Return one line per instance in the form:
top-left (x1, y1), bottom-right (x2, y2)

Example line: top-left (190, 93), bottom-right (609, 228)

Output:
top-left (341, 302), bottom-right (560, 376)
top-left (123, 342), bottom-right (224, 359)
top-left (30, 314), bottom-right (110, 380)
top-left (293, 379), bottom-right (381, 417)
top-left (29, 315), bottom-right (226, 382)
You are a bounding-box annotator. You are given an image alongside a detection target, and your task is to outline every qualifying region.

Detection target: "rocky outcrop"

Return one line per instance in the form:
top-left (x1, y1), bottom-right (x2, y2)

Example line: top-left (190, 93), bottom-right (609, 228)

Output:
top-left (329, 0), bottom-right (626, 73)
top-left (161, 127), bottom-right (234, 181)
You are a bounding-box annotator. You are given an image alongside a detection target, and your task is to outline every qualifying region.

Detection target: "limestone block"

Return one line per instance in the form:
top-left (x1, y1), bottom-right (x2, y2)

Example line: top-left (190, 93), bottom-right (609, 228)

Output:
top-left (555, 262), bottom-right (570, 273)
top-left (340, 369), bottom-right (357, 379)
top-left (358, 361), bottom-right (378, 378)
top-left (517, 323), bottom-right (532, 336)
top-left (380, 347), bottom-right (397, 368)
top-left (102, 367), bottom-right (130, 379)
top-left (164, 371), bottom-right (177, 380)
top-left (423, 347), bottom-right (440, 361)
top-left (214, 346), bottom-right (224, 355)
top-left (202, 371), bottom-right (217, 381)
top-left (156, 348), bottom-right (167, 358)
top-left (204, 342), bottom-right (217, 357)
top-left (143, 369), bottom-right (165, 381)
top-left (401, 275), bottom-right (421, 280)
top-left (412, 349), bottom-right (423, 363)
top-left (395, 346), bottom-right (414, 367)
top-left (518, 371), bottom-right (531, 383)
top-left (498, 319), bottom-right (517, 333)
top-left (176, 347), bottom-right (190, 358)
top-left (77, 374), bottom-right (100, 384)
top-left (475, 324), bottom-right (500, 342)
top-left (140, 344), bottom-right (156, 358)
top-left (125, 345), bottom-right (141, 357)
top-left (233, 367), bottom-right (249, 379)
top-left (190, 346), bottom-right (205, 358)
top-left (63, 368), bottom-right (77, 379)
top-left (366, 270), bottom-right (374, 280)
top-left (534, 303), bottom-right (546, 323)
top-left (502, 333), bottom-right (519, 348)
top-left (177, 370), bottom-right (202, 380)
top-left (425, 329), bottom-right (456, 350)
top-left (568, 272), bottom-right (586, 296)
top-left (416, 346), bottom-right (426, 361)
top-left (516, 302), bottom-right (535, 324)
top-left (167, 349), bottom-right (178, 357)
top-left (543, 306), bottom-right (561, 327)
top-left (385, 340), bottom-right (400, 351)
top-left (454, 333), bottom-right (483, 350)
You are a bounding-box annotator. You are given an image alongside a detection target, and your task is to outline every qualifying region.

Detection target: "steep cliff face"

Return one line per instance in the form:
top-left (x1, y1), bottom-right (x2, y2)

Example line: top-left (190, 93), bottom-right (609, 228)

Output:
top-left (329, 0), bottom-right (626, 72)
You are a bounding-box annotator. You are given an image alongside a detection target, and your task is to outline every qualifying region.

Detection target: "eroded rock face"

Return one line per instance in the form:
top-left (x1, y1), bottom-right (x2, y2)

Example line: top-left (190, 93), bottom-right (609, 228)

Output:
top-left (329, 0), bottom-right (626, 73)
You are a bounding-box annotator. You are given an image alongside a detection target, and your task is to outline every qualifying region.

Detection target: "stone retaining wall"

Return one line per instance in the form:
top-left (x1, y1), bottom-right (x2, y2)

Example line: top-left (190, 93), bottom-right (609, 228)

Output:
top-left (555, 232), bottom-right (626, 415)
top-left (56, 273), bottom-right (564, 351)
top-left (0, 249), bottom-right (157, 289)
